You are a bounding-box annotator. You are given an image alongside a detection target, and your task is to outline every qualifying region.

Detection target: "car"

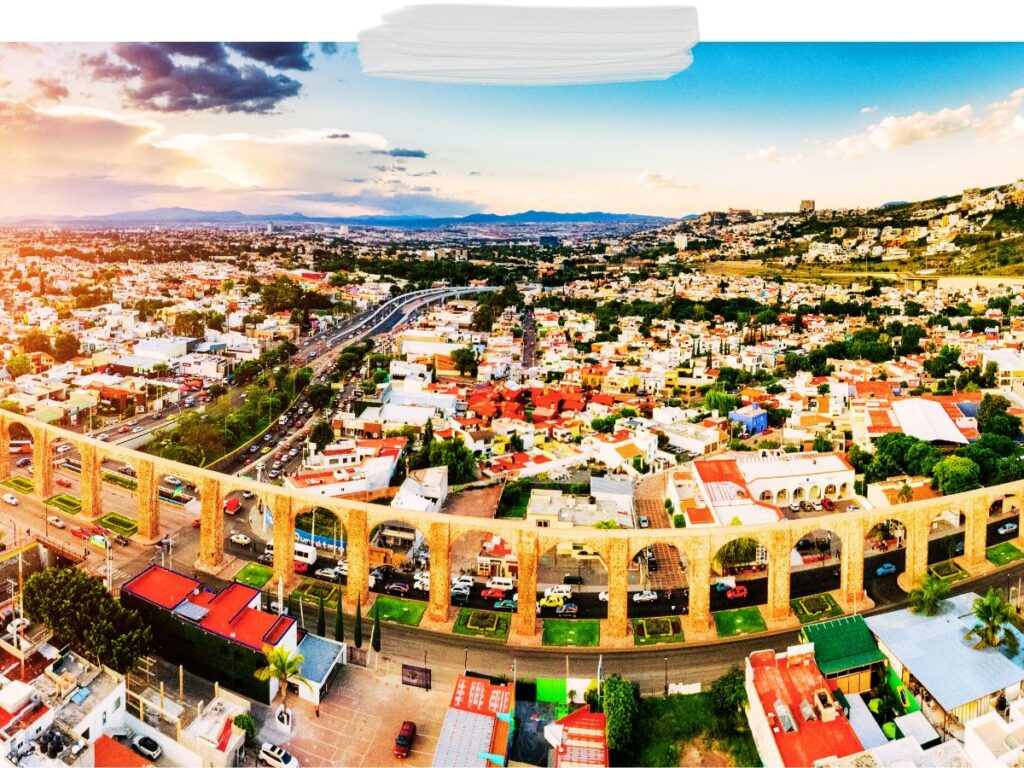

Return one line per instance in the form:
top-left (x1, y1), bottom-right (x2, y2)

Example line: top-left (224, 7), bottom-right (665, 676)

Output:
top-left (393, 721), bottom-right (417, 759)
top-left (999, 523), bottom-right (1019, 536)
top-left (494, 599), bottom-right (517, 611)
top-left (812, 500), bottom-right (823, 511)
top-left (261, 446), bottom-right (272, 454)
top-left (648, 558), bottom-right (659, 573)
top-left (47, 515), bottom-right (66, 529)
top-left (481, 588), bottom-right (506, 600)
top-left (268, 470), bottom-right (281, 479)
top-left (598, 591), bottom-right (609, 602)
top-left (242, 490), bottom-right (255, 499)
top-left (788, 501), bottom-right (800, 512)
top-left (15, 457), bottom-right (31, 468)
top-left (120, 465), bottom-right (137, 477)
top-left (257, 553), bottom-right (273, 565)
top-left (632, 590), bottom-right (658, 603)
top-left (954, 541), bottom-right (965, 556)
top-left (451, 574), bottom-right (472, 588)
top-left (563, 574), bottom-right (585, 585)
top-left (450, 583), bottom-right (472, 597)
top-left (314, 567), bottom-right (339, 581)
top-left (71, 527), bottom-right (91, 539)
top-left (132, 735), bottom-right (162, 761)
top-left (556, 603), bottom-right (579, 616)
top-left (1, 494), bottom-right (18, 507)
top-left (131, 426), bottom-right (144, 434)
top-left (726, 585), bottom-right (748, 599)
top-left (118, 426), bottom-right (130, 434)
top-left (385, 581), bottom-right (410, 595)
top-left (258, 743), bottom-right (299, 768)
top-left (876, 562), bottom-right (897, 577)
top-left (638, 516), bottom-right (650, 528)
top-left (55, 478), bottom-right (72, 488)
top-left (6, 618), bottom-right (29, 635)
top-left (338, 561), bottom-right (348, 576)
top-left (248, 445), bottom-right (259, 454)
top-left (110, 534), bottom-right (130, 546)
top-left (192, 518), bottom-right (201, 528)
top-left (821, 497), bottom-right (835, 511)
top-left (540, 594), bottom-right (566, 608)
top-left (96, 433), bottom-right (110, 441)
top-left (372, 565), bottom-right (396, 579)
top-left (230, 533), bottom-right (252, 547)
top-left (165, 476), bottom-right (182, 486)
top-left (413, 575), bottom-right (429, 590)
top-left (293, 562), bottom-right (309, 574)
top-left (451, 590), bottom-right (470, 606)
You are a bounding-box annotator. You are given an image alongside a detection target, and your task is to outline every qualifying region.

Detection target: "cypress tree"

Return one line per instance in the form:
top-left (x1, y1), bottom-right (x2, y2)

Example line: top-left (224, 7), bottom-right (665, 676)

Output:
top-left (334, 590), bottom-right (344, 642)
top-left (354, 602), bottom-right (363, 648)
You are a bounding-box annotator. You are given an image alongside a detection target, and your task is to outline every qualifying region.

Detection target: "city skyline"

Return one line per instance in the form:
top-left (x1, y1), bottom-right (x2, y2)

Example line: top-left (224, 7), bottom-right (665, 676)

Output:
top-left (2, 42), bottom-right (1024, 219)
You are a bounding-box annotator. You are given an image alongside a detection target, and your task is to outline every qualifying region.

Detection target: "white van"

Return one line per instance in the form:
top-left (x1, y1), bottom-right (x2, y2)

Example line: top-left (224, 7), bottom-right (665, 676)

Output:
top-left (543, 585), bottom-right (573, 599)
top-left (485, 576), bottom-right (516, 592)
top-left (264, 541), bottom-right (318, 565)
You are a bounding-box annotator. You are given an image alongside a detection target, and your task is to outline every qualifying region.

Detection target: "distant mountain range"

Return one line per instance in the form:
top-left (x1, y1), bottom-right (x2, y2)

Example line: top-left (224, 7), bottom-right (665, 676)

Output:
top-left (5, 207), bottom-right (676, 229)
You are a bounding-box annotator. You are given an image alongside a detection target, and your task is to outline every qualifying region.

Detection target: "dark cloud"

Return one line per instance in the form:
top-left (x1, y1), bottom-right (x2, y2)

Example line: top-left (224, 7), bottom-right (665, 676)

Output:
top-left (407, 170), bottom-right (438, 177)
top-left (32, 77), bottom-right (68, 102)
top-left (82, 42), bottom-right (306, 114)
top-left (226, 43), bottom-right (312, 71)
top-left (293, 189), bottom-right (479, 217)
top-left (371, 147), bottom-right (428, 158)
top-left (319, 43), bottom-right (339, 55)
top-left (468, 170), bottom-right (481, 176)
top-left (371, 164), bottom-right (407, 172)
top-left (327, 132), bottom-right (350, 139)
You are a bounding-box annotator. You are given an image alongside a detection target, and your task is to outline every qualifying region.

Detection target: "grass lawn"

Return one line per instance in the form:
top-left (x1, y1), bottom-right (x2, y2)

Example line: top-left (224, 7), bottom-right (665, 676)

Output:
top-left (369, 596), bottom-right (426, 627)
top-left (541, 619), bottom-right (600, 647)
top-left (633, 616), bottom-right (685, 646)
top-left (452, 609), bottom-right (510, 641)
top-left (713, 606), bottom-right (767, 638)
top-left (291, 578), bottom-right (342, 607)
top-left (791, 593), bottom-right (844, 624)
top-left (987, 541), bottom-right (1024, 567)
top-left (929, 559), bottom-right (968, 582)
top-left (633, 692), bottom-right (760, 768)
top-left (235, 562), bottom-right (273, 589)
top-left (99, 513), bottom-right (138, 537)
top-left (3, 477), bottom-right (33, 494)
top-left (103, 472), bottom-right (137, 491)
top-left (46, 493), bottom-right (82, 515)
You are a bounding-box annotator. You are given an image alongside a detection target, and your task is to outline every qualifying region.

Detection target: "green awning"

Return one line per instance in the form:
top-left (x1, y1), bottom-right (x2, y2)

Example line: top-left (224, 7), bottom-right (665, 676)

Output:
top-left (30, 407), bottom-right (63, 424)
top-left (801, 615), bottom-right (886, 676)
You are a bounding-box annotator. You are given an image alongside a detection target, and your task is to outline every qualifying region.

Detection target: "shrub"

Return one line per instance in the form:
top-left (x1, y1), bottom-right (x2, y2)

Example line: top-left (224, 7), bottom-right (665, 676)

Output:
top-left (233, 713), bottom-right (257, 745)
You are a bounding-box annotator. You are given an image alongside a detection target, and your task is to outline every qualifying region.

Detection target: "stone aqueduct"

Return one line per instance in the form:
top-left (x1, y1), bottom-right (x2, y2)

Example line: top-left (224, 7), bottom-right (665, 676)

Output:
top-left (2, 410), bottom-right (1020, 643)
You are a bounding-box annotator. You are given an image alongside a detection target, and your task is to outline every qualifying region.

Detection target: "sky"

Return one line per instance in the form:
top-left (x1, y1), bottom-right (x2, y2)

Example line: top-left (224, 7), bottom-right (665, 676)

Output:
top-left (1, 42), bottom-right (1024, 219)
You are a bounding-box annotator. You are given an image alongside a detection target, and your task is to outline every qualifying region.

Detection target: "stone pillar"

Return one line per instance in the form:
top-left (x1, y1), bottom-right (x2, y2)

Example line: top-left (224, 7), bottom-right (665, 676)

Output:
top-left (271, 495), bottom-right (295, 588)
top-left (605, 538), bottom-right (629, 640)
top-left (899, 513), bottom-right (930, 593)
top-left (839, 518), bottom-right (865, 606)
top-left (135, 460), bottom-right (161, 541)
top-left (32, 430), bottom-right (53, 500)
top-left (0, 418), bottom-right (9, 482)
top-left (767, 530), bottom-right (792, 621)
top-left (963, 499), bottom-right (988, 567)
top-left (427, 521), bottom-right (451, 623)
top-left (78, 443), bottom-right (104, 520)
top-left (197, 475), bottom-right (223, 571)
top-left (511, 531), bottom-right (538, 638)
top-left (344, 509), bottom-right (369, 609)
top-left (686, 538), bottom-right (711, 629)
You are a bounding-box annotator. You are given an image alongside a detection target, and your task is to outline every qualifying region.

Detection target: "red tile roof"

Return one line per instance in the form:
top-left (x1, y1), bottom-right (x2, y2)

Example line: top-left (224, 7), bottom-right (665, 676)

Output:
top-left (553, 707), bottom-right (609, 768)
top-left (94, 735), bottom-right (152, 768)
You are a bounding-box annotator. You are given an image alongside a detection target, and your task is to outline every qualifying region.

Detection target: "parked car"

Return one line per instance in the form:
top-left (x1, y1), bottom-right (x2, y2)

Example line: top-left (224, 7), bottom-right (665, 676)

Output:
top-left (481, 588), bottom-right (506, 600)
top-left (55, 478), bottom-right (72, 488)
top-left (192, 518), bottom-right (201, 528)
top-left (1, 494), bottom-right (18, 507)
top-left (71, 527), bottom-right (91, 539)
top-left (112, 534), bottom-right (131, 546)
top-left (999, 522), bottom-right (1019, 536)
top-left (6, 618), bottom-right (29, 635)
top-left (15, 458), bottom-right (31, 468)
top-left (598, 591), bottom-right (609, 602)
top-left (451, 590), bottom-right (470, 606)
top-left (563, 574), bottom-right (584, 585)
top-left (788, 501), bottom-right (801, 512)
top-left (257, 553), bottom-right (273, 565)
top-left (385, 581), bottom-right (410, 595)
top-left (314, 567), bottom-right (339, 581)
top-left (632, 590), bottom-right (658, 603)
top-left (258, 743), bottom-right (299, 768)
top-left (812, 500), bottom-right (823, 511)
top-left (715, 581), bottom-right (733, 592)
top-left (726, 585), bottom-right (748, 600)
top-left (876, 562), bottom-right (897, 577)
top-left (821, 497), bottom-right (835, 511)
top-left (393, 721), bottom-right (417, 759)
top-left (165, 476), bottom-right (182, 486)
top-left (96, 433), bottom-right (110, 441)
top-left (293, 562), bottom-right (309, 574)
top-left (47, 515), bottom-right (66, 529)
top-left (556, 603), bottom-right (579, 616)
top-left (230, 534), bottom-right (252, 547)
top-left (450, 583), bottom-right (472, 597)
top-left (539, 594), bottom-right (567, 608)
top-left (132, 735), bottom-right (163, 761)
top-left (494, 599), bottom-right (517, 611)
top-left (248, 445), bottom-right (259, 454)
top-left (242, 490), bottom-right (255, 499)
top-left (638, 516), bottom-right (650, 528)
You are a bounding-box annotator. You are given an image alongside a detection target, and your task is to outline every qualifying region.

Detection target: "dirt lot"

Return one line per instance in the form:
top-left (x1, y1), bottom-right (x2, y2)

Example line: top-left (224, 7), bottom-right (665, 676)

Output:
top-left (441, 484), bottom-right (503, 518)
top-left (678, 737), bottom-right (734, 767)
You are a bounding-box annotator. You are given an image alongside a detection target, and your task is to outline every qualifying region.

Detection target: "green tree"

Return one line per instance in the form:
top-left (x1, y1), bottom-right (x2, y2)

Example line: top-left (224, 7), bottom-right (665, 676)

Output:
top-left (371, 604), bottom-right (382, 653)
top-left (354, 602), bottom-right (363, 648)
top-left (932, 455), bottom-right (981, 495)
top-left (965, 588), bottom-right (1020, 656)
top-left (53, 332), bottom-right (80, 362)
top-left (334, 590), bottom-right (344, 642)
top-left (908, 574), bottom-right (951, 616)
top-left (978, 394), bottom-right (1022, 438)
top-left (715, 538), bottom-right (759, 571)
top-left (20, 329), bottom-right (52, 354)
top-left (451, 347), bottom-right (479, 377)
top-left (233, 713), bottom-right (257, 745)
top-left (6, 354), bottom-right (31, 378)
top-left (709, 666), bottom-right (748, 728)
top-left (703, 389), bottom-right (737, 415)
top-left (603, 674), bottom-right (637, 754)
top-left (310, 420), bottom-right (335, 452)
top-left (307, 383), bottom-right (334, 410)
top-left (316, 594), bottom-right (326, 636)
top-left (254, 646), bottom-right (311, 717)
top-left (812, 434), bottom-right (832, 452)
top-left (173, 310), bottom-right (207, 337)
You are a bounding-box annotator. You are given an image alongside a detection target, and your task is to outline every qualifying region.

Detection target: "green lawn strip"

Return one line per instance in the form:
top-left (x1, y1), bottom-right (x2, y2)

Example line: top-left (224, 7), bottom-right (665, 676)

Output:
top-left (633, 692), bottom-right (760, 768)
top-left (235, 562), bottom-right (274, 589)
top-left (790, 593), bottom-right (844, 624)
top-left (928, 559), bottom-right (968, 582)
top-left (452, 608), bottom-right (510, 642)
top-left (3, 477), bottom-right (34, 494)
top-left (290, 578), bottom-right (341, 607)
top-left (368, 595), bottom-right (426, 627)
top-left (987, 542), bottom-right (1024, 567)
top-left (541, 619), bottom-right (600, 647)
top-left (713, 607), bottom-right (767, 638)
top-left (45, 494), bottom-right (82, 515)
top-left (98, 513), bottom-right (138, 537)
top-left (102, 472), bottom-right (138, 491)
top-left (633, 616), bottom-right (685, 646)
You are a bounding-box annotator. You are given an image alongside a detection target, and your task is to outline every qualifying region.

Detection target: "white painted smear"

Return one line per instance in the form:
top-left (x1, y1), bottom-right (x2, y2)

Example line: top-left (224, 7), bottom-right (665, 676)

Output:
top-left (358, 4), bottom-right (699, 85)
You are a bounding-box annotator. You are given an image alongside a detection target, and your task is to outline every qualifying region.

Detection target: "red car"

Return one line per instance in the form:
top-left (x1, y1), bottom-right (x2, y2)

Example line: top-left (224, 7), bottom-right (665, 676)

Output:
top-left (293, 561), bottom-right (309, 574)
top-left (821, 497), bottom-right (835, 511)
top-left (726, 585), bottom-right (748, 600)
top-left (481, 588), bottom-right (506, 600)
top-left (86, 524), bottom-right (105, 536)
top-left (191, 518), bottom-right (201, 528)
top-left (56, 479), bottom-right (72, 488)
top-left (393, 721), bottom-right (417, 759)
top-left (71, 527), bottom-right (90, 539)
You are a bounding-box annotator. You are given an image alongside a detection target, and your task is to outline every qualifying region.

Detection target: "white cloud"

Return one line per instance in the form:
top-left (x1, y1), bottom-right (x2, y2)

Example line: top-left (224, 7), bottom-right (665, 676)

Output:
top-left (860, 105), bottom-right (879, 113)
top-left (977, 87), bottom-right (1024, 142)
top-left (638, 170), bottom-right (695, 190)
top-left (744, 146), bottom-right (802, 163)
top-left (828, 105), bottom-right (973, 157)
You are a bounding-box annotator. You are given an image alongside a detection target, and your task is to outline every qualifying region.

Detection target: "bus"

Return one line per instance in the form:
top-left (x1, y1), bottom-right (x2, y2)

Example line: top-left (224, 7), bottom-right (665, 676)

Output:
top-left (264, 541), bottom-right (318, 565)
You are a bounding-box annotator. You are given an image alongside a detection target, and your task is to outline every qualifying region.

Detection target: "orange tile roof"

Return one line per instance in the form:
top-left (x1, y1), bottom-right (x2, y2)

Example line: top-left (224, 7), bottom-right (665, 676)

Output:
top-left (94, 735), bottom-right (152, 768)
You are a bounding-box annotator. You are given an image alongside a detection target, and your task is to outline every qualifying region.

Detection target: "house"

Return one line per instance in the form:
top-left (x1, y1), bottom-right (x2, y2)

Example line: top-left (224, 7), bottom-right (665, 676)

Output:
top-left (391, 466), bottom-right (448, 513)
top-left (728, 403), bottom-right (769, 435)
top-left (799, 616), bottom-right (888, 695)
top-left (432, 675), bottom-right (515, 768)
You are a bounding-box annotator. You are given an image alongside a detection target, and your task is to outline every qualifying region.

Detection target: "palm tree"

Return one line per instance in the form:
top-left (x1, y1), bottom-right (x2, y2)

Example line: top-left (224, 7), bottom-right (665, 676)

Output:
top-left (908, 574), bottom-right (950, 616)
top-left (965, 588), bottom-right (1020, 657)
top-left (897, 483), bottom-right (914, 504)
top-left (254, 646), bottom-right (312, 719)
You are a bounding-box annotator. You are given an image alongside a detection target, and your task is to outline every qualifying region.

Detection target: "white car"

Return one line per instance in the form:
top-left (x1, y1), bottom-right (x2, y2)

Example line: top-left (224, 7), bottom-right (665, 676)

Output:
top-left (789, 501), bottom-right (800, 512)
top-left (999, 522), bottom-right (1019, 536)
top-left (632, 590), bottom-right (658, 603)
top-left (598, 591), bottom-right (609, 602)
top-left (96, 433), bottom-right (110, 441)
top-left (337, 560), bottom-right (348, 576)
top-left (453, 575), bottom-right (475, 589)
top-left (229, 533), bottom-right (252, 547)
top-left (543, 585), bottom-right (573, 599)
top-left (6, 618), bottom-right (29, 635)
top-left (165, 476), bottom-right (182, 486)
top-left (314, 567), bottom-right (340, 582)
top-left (47, 515), bottom-right (66, 529)
top-left (1, 494), bottom-right (18, 507)
top-left (131, 426), bottom-right (144, 434)
top-left (242, 490), bottom-right (255, 499)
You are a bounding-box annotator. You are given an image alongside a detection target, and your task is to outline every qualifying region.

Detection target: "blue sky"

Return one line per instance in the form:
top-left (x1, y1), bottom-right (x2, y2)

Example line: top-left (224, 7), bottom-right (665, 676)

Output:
top-left (1, 42), bottom-right (1023, 217)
